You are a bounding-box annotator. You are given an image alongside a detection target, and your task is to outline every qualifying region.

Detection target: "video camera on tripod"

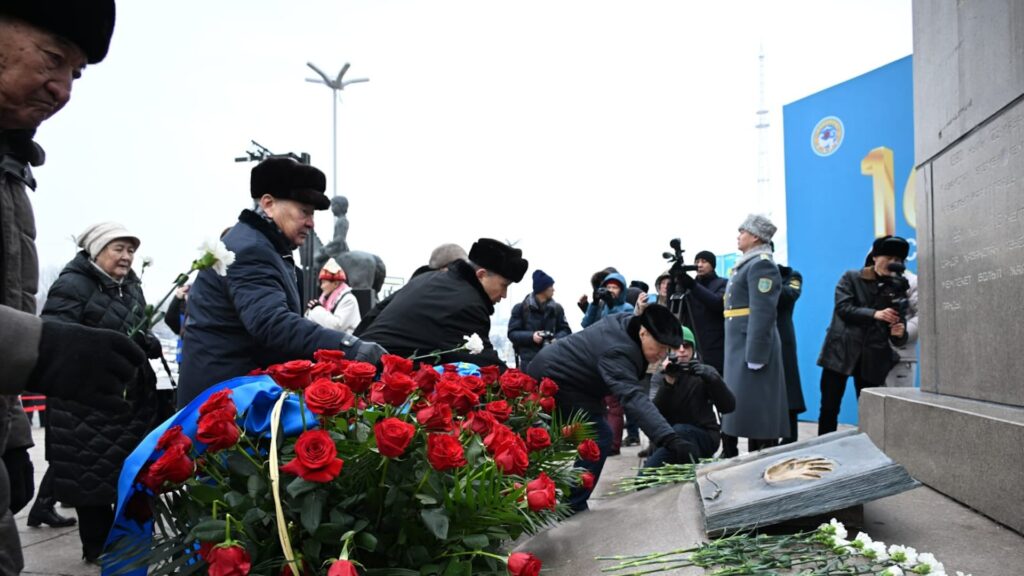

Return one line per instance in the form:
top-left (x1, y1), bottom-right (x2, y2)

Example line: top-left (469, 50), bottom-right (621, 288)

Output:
top-left (877, 262), bottom-right (911, 324)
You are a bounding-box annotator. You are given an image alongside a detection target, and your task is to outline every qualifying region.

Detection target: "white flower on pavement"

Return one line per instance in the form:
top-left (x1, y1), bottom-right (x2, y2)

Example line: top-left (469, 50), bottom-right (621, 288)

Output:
top-left (911, 552), bottom-right (945, 575)
top-left (881, 566), bottom-right (905, 576)
top-left (888, 545), bottom-right (918, 566)
top-left (462, 333), bottom-right (484, 354)
top-left (829, 518), bottom-right (848, 541)
top-left (864, 541), bottom-right (889, 562)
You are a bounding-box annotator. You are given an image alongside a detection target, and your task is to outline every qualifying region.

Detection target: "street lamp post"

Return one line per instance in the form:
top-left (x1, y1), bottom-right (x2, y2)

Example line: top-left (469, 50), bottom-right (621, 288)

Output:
top-left (305, 62), bottom-right (369, 197)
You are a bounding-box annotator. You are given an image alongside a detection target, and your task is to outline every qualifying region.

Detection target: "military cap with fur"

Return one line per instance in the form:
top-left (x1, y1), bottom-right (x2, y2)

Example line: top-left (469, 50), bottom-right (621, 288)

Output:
top-left (1, 0), bottom-right (116, 64)
top-left (738, 213), bottom-right (777, 242)
top-left (468, 238), bottom-right (528, 283)
top-left (640, 304), bottom-right (684, 348)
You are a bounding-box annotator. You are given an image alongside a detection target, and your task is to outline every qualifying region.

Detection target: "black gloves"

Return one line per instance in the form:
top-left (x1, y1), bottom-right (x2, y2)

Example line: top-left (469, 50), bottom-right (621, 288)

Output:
top-left (341, 337), bottom-right (387, 366)
top-left (132, 330), bottom-right (163, 359)
top-left (663, 434), bottom-right (698, 465)
top-left (677, 272), bottom-right (696, 290)
top-left (691, 362), bottom-right (723, 383)
top-left (29, 320), bottom-right (146, 412)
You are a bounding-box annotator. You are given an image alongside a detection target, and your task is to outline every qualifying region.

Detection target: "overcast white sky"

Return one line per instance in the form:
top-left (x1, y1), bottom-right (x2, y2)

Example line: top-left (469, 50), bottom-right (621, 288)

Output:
top-left (29, 0), bottom-right (912, 329)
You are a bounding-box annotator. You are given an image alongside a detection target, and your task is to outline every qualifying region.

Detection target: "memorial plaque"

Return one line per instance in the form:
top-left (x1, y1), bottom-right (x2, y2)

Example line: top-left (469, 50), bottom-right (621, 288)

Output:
top-left (929, 99), bottom-right (1024, 406)
top-left (698, 431), bottom-right (920, 535)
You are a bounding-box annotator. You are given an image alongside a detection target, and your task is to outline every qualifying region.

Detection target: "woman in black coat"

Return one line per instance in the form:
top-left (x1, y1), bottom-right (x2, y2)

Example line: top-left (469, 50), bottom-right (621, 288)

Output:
top-left (39, 223), bottom-right (162, 563)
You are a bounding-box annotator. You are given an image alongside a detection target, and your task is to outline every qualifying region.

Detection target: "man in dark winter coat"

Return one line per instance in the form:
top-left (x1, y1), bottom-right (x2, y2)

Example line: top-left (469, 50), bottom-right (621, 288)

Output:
top-left (508, 269), bottom-right (571, 371)
top-left (675, 250), bottom-right (728, 373)
top-left (775, 256), bottom-right (806, 444)
top-left (526, 304), bottom-right (696, 511)
top-left (817, 235), bottom-right (909, 435)
top-left (720, 214), bottom-right (789, 454)
top-left (0, 4), bottom-right (148, 572)
top-left (360, 238), bottom-right (528, 368)
top-left (178, 158), bottom-right (386, 408)
top-left (644, 326), bottom-right (735, 467)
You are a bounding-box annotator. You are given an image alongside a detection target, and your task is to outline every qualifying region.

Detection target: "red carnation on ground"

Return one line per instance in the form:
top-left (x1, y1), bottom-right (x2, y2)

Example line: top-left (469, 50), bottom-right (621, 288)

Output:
top-left (525, 472), bottom-right (557, 511)
top-left (577, 439), bottom-right (601, 462)
top-left (426, 433), bottom-right (468, 471)
top-left (156, 425), bottom-right (192, 452)
top-left (507, 551), bottom-right (543, 576)
top-left (197, 407), bottom-right (240, 452)
top-left (281, 430), bottom-right (344, 483)
top-left (205, 544), bottom-right (252, 576)
top-left (524, 427), bottom-right (551, 452)
top-left (342, 361), bottom-right (377, 393)
top-left (374, 417), bottom-right (416, 458)
top-left (267, 360), bottom-right (315, 391)
top-left (304, 378), bottom-right (355, 417)
top-left (416, 403), bottom-right (454, 432)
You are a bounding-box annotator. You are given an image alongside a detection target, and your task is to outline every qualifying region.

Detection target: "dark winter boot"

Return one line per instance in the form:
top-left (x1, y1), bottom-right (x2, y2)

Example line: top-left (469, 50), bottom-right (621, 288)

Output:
top-left (27, 498), bottom-right (77, 528)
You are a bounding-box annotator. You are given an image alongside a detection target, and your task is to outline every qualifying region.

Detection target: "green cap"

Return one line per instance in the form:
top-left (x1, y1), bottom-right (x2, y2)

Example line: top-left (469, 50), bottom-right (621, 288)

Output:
top-left (681, 326), bottom-right (695, 346)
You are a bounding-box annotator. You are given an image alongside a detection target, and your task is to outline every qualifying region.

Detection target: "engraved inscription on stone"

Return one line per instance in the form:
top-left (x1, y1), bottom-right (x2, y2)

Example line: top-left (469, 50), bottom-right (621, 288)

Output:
top-left (930, 100), bottom-right (1024, 406)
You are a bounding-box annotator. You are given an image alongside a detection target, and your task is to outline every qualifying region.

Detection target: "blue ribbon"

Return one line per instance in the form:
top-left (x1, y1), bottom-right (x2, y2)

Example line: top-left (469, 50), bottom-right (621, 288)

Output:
top-left (433, 362), bottom-right (481, 377)
top-left (103, 375), bottom-right (315, 576)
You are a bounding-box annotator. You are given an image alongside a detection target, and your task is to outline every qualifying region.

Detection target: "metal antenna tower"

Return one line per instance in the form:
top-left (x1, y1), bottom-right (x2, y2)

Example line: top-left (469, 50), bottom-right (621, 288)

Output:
top-left (755, 45), bottom-right (771, 213)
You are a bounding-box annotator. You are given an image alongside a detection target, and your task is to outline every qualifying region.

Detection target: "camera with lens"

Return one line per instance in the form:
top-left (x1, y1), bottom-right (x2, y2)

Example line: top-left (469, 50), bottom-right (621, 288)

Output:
top-left (538, 330), bottom-right (556, 343)
top-left (663, 356), bottom-right (697, 378)
top-left (662, 238), bottom-right (699, 295)
top-left (594, 287), bottom-right (616, 306)
top-left (877, 262), bottom-right (911, 324)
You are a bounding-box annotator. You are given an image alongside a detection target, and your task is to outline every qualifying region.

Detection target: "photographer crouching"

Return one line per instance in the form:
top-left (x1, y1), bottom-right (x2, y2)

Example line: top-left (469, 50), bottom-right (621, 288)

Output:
top-left (817, 235), bottom-right (910, 435)
top-left (642, 326), bottom-right (735, 467)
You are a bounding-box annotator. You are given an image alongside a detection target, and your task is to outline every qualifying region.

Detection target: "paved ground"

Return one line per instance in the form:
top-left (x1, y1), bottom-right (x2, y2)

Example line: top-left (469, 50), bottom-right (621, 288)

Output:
top-left (16, 421), bottom-right (1024, 575)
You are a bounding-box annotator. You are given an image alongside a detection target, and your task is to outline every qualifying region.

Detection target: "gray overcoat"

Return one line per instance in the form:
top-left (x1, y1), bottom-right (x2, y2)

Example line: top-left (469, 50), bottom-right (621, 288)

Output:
top-left (720, 249), bottom-right (790, 439)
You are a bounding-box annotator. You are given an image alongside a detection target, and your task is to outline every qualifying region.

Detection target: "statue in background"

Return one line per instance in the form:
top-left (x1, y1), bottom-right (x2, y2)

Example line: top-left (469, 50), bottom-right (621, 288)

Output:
top-left (311, 195), bottom-right (386, 310)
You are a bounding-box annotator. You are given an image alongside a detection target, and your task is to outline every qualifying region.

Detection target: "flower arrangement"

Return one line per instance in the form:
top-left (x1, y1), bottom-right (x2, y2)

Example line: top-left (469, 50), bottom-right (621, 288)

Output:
top-left (106, 349), bottom-right (593, 576)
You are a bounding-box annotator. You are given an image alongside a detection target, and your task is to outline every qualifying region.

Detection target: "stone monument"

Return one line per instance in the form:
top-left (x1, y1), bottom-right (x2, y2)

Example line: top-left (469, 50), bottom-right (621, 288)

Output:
top-left (859, 0), bottom-right (1024, 533)
top-left (312, 196), bottom-right (386, 312)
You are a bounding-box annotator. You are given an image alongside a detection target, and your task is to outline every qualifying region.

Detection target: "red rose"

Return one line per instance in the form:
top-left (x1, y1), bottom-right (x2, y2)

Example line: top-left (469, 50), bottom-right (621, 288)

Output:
top-left (381, 354), bottom-right (413, 377)
top-left (462, 375), bottom-right (486, 396)
top-left (309, 361), bottom-right (335, 382)
top-left (314, 349), bottom-right (349, 376)
top-left (197, 408), bottom-right (240, 452)
top-left (156, 425), bottom-right (192, 452)
top-left (525, 472), bottom-right (557, 511)
top-left (580, 471), bottom-right (595, 491)
top-left (494, 444), bottom-right (530, 476)
top-left (342, 362), bottom-right (377, 393)
top-left (433, 376), bottom-right (478, 415)
top-left (561, 423), bottom-right (581, 439)
top-left (577, 439), bottom-right (601, 462)
top-left (413, 364), bottom-right (440, 394)
top-left (142, 445), bottom-right (194, 491)
top-left (539, 377), bottom-right (559, 397)
top-left (484, 425), bottom-right (526, 456)
top-left (524, 428), bottom-right (551, 452)
top-left (416, 403), bottom-right (454, 432)
top-left (498, 369), bottom-right (530, 399)
top-left (379, 371), bottom-right (417, 406)
top-left (485, 400), bottom-right (512, 422)
top-left (246, 367), bottom-right (265, 376)
top-left (507, 552), bottom-right (543, 576)
top-left (463, 410), bottom-right (498, 436)
top-left (537, 396), bottom-right (555, 413)
top-left (199, 389), bottom-right (237, 416)
top-left (305, 378), bottom-right (355, 417)
top-left (281, 430), bottom-right (344, 483)
top-left (374, 417), bottom-right (416, 458)
top-left (426, 433), bottom-right (467, 471)
top-left (205, 544), bottom-right (252, 576)
top-left (267, 360), bottom-right (315, 391)
top-left (326, 560), bottom-right (359, 576)
top-left (479, 365), bottom-right (499, 386)
top-left (279, 561), bottom-right (311, 576)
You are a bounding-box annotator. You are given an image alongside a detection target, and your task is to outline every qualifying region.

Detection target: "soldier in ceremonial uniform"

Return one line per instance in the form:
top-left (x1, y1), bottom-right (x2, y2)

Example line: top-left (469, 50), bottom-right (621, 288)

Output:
top-left (720, 214), bottom-right (789, 453)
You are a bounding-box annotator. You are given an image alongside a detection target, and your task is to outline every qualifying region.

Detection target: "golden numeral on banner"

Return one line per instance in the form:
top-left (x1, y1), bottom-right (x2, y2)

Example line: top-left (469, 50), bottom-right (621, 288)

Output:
top-left (861, 146), bottom-right (897, 237)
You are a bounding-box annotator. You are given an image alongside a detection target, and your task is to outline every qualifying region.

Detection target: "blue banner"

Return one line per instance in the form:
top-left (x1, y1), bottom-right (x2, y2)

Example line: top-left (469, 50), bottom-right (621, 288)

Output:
top-left (783, 55), bottom-right (915, 426)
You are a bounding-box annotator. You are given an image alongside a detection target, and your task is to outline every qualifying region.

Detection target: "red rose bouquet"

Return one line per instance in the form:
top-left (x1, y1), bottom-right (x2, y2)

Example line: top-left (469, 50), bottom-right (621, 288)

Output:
top-left (108, 352), bottom-right (592, 576)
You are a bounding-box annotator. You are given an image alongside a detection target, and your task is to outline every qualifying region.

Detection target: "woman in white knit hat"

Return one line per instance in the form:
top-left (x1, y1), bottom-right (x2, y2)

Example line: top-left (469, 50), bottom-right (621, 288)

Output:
top-left (306, 257), bottom-right (361, 334)
top-left (37, 222), bottom-right (164, 563)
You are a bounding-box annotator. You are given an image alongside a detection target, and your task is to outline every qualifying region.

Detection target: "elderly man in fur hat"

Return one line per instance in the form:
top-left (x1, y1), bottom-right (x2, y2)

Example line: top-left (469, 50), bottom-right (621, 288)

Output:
top-left (359, 238), bottom-right (527, 368)
top-left (719, 214), bottom-right (789, 456)
top-left (177, 157), bottom-right (386, 408)
top-left (0, 2), bottom-right (149, 572)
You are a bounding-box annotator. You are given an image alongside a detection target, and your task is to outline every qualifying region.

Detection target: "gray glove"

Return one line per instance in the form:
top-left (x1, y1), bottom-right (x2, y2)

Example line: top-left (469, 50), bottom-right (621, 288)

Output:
top-left (341, 337), bottom-right (386, 366)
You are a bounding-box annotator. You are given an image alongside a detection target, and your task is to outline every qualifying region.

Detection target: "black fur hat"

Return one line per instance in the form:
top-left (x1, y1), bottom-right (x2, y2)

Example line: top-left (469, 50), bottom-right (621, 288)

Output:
top-left (468, 238), bottom-right (528, 283)
top-left (870, 235), bottom-right (910, 260)
top-left (250, 157), bottom-right (330, 210)
top-left (2, 0), bottom-right (116, 64)
top-left (640, 304), bottom-right (684, 348)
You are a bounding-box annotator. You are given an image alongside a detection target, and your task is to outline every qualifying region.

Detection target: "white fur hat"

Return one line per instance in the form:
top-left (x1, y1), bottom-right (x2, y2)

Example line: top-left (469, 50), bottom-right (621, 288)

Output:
top-left (77, 222), bottom-right (140, 260)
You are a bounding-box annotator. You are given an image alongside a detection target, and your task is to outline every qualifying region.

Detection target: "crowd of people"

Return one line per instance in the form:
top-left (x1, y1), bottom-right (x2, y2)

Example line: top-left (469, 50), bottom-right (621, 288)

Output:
top-left (0, 1), bottom-right (919, 573)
